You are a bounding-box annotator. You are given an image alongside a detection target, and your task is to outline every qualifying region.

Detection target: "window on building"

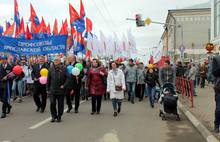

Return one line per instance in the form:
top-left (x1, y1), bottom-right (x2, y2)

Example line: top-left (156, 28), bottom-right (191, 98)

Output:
top-left (214, 0), bottom-right (220, 37)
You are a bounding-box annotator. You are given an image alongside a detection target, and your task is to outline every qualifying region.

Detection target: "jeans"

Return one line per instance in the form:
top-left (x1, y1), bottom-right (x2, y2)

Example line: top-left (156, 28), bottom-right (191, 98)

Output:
top-left (144, 84), bottom-right (148, 97)
top-left (147, 86), bottom-right (156, 106)
top-left (127, 82), bottom-right (136, 102)
top-left (112, 99), bottom-right (122, 111)
top-left (215, 92), bottom-right (220, 127)
top-left (12, 80), bottom-right (24, 98)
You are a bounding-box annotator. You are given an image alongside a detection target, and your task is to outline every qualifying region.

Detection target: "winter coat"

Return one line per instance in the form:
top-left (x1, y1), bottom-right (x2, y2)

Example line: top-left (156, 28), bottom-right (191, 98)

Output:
top-left (188, 66), bottom-right (196, 81)
top-left (145, 71), bottom-right (160, 88)
top-left (107, 69), bottom-right (126, 99)
top-left (176, 65), bottom-right (185, 77)
top-left (125, 64), bottom-right (137, 83)
top-left (212, 55), bottom-right (220, 93)
top-left (86, 67), bottom-right (107, 95)
top-left (137, 68), bottom-right (145, 84)
top-left (0, 63), bottom-right (12, 89)
top-left (47, 64), bottom-right (67, 95)
top-left (200, 65), bottom-right (207, 78)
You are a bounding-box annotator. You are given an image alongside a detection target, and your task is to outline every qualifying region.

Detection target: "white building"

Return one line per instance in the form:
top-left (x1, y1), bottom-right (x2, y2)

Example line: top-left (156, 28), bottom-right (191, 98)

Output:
top-left (161, 2), bottom-right (211, 62)
top-left (211, 0), bottom-right (220, 53)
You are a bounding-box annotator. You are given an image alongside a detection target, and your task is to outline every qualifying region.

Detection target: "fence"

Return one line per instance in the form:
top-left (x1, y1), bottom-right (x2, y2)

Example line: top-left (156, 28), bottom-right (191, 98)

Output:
top-left (176, 77), bottom-right (194, 108)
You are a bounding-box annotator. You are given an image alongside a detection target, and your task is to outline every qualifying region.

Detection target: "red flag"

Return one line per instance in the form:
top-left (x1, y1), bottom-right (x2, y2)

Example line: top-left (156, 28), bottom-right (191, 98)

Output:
top-left (85, 50), bottom-right (91, 58)
top-left (47, 23), bottom-right (51, 35)
top-left (6, 21), bottom-right (11, 31)
top-left (59, 19), bottom-right (68, 35)
top-left (4, 22), bottom-right (15, 37)
top-left (86, 18), bottom-right (92, 32)
top-left (31, 22), bottom-right (38, 34)
top-left (53, 19), bottom-right (58, 35)
top-left (19, 17), bottom-right (25, 35)
top-left (149, 55), bottom-right (154, 64)
top-left (63, 19), bottom-right (68, 35)
top-left (80, 0), bottom-right (85, 18)
top-left (38, 17), bottom-right (47, 33)
top-left (69, 3), bottom-right (80, 25)
top-left (26, 24), bottom-right (32, 39)
top-left (30, 3), bottom-right (40, 25)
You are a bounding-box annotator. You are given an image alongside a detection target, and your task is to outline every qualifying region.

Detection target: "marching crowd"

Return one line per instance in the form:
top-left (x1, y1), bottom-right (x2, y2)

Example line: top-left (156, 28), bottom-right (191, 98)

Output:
top-left (0, 54), bottom-right (213, 123)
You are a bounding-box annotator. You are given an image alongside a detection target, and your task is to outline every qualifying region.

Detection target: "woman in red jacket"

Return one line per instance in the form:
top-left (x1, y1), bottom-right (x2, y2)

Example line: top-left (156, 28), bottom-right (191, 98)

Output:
top-left (86, 59), bottom-right (107, 115)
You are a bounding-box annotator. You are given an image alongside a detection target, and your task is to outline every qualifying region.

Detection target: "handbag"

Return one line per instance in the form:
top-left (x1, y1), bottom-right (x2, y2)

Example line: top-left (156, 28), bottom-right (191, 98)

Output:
top-left (112, 71), bottom-right (122, 91)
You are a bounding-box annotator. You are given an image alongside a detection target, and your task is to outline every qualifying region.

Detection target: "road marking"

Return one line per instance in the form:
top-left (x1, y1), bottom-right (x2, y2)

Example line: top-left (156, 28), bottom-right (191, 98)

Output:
top-left (99, 130), bottom-right (120, 142)
top-left (29, 100), bottom-right (86, 130)
top-left (3, 141), bottom-right (11, 142)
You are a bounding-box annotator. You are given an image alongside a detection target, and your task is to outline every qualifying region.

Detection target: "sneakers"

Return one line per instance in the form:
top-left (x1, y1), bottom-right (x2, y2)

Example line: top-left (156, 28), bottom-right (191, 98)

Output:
top-left (57, 117), bottom-right (62, 122)
top-left (51, 118), bottom-right (56, 123)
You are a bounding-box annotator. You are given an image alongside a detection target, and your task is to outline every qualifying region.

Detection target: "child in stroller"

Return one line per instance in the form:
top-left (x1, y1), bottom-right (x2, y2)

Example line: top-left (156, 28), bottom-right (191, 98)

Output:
top-left (159, 83), bottom-right (180, 121)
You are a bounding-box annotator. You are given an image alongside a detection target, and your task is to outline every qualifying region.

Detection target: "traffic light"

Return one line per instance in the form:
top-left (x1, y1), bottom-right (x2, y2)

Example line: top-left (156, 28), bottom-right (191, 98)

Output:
top-left (135, 14), bottom-right (145, 27)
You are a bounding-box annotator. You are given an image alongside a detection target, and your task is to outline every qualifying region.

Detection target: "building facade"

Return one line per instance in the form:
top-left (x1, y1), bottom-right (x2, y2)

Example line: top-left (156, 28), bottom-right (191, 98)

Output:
top-left (161, 3), bottom-right (211, 63)
top-left (211, 0), bottom-right (220, 53)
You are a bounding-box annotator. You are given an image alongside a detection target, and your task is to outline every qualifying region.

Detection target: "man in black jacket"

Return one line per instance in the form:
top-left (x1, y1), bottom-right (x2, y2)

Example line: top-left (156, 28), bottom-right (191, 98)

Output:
top-left (0, 56), bottom-right (12, 118)
top-left (47, 56), bottom-right (67, 122)
top-left (212, 55), bottom-right (220, 133)
top-left (64, 55), bottom-right (84, 113)
top-left (31, 56), bottom-right (48, 113)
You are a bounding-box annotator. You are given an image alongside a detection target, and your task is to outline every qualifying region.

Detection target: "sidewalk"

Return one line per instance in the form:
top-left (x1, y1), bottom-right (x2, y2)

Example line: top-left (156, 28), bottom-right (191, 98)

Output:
top-left (179, 84), bottom-right (220, 140)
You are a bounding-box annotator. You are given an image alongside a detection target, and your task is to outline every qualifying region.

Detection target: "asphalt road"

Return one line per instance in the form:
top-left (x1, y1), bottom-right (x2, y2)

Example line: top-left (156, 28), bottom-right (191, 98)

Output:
top-left (0, 96), bottom-right (205, 142)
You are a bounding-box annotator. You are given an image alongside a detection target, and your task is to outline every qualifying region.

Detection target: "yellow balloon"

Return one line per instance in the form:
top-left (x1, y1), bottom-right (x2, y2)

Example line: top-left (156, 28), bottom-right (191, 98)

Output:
top-left (147, 64), bottom-right (154, 69)
top-left (40, 68), bottom-right (48, 77)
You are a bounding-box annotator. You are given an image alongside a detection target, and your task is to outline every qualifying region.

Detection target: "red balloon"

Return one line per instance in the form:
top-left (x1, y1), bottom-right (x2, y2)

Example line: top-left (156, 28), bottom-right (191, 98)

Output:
top-left (136, 60), bottom-right (140, 65)
top-left (117, 57), bottom-right (123, 63)
top-left (59, 53), bottom-right (63, 58)
top-left (12, 65), bottom-right (23, 75)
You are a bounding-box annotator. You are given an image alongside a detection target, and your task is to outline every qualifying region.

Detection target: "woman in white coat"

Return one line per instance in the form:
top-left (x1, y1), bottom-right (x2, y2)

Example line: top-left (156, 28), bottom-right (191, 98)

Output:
top-left (107, 61), bottom-right (126, 117)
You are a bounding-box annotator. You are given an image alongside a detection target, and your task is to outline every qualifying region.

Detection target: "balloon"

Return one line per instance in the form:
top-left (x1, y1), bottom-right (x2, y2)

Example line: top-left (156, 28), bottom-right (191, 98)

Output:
top-left (59, 53), bottom-right (63, 58)
top-left (49, 56), bottom-right (54, 62)
top-left (117, 57), bottom-right (123, 63)
top-left (72, 67), bottom-right (80, 76)
top-left (75, 63), bottom-right (83, 71)
top-left (12, 65), bottom-right (23, 75)
top-left (39, 76), bottom-right (47, 85)
top-left (67, 65), bottom-right (74, 74)
top-left (40, 68), bottom-right (49, 77)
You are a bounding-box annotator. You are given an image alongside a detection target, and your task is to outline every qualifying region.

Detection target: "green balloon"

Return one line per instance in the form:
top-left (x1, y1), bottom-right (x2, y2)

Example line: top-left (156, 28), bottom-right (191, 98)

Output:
top-left (75, 63), bottom-right (83, 71)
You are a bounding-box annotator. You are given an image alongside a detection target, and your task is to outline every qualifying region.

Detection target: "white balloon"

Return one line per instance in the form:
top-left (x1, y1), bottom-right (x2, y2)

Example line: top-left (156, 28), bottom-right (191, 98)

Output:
top-left (72, 67), bottom-right (80, 76)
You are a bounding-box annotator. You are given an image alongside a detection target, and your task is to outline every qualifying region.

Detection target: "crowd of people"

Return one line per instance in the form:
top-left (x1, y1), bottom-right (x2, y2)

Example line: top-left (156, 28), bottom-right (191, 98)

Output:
top-left (0, 54), bottom-right (213, 123)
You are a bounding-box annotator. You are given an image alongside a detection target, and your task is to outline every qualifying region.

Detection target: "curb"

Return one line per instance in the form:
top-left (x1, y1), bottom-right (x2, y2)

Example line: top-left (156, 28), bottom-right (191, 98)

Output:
top-left (178, 102), bottom-right (219, 142)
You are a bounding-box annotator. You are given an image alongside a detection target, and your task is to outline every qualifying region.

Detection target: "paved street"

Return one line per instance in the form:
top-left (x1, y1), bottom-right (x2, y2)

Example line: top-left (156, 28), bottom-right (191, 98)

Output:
top-left (0, 96), bottom-right (205, 142)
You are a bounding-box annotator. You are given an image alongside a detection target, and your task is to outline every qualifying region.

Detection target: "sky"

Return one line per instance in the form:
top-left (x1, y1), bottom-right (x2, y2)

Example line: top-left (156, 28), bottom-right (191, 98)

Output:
top-left (0, 0), bottom-right (209, 59)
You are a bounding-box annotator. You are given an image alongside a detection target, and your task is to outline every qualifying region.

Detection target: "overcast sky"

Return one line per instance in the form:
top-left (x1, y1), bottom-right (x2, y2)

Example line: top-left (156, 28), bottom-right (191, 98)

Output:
top-left (0, 0), bottom-right (209, 57)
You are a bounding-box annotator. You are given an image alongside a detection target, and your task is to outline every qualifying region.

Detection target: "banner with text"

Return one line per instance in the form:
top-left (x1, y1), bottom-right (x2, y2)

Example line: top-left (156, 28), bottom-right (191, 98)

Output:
top-left (0, 35), bottom-right (68, 55)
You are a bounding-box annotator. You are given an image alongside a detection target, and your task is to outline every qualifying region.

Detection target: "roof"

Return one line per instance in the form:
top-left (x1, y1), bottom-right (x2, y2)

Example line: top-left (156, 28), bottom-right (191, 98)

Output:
top-left (182, 2), bottom-right (210, 9)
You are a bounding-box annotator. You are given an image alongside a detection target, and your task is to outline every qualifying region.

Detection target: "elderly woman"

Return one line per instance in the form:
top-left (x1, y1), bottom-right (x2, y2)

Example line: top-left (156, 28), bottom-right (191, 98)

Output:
top-left (86, 59), bottom-right (107, 115)
top-left (107, 61), bottom-right (126, 117)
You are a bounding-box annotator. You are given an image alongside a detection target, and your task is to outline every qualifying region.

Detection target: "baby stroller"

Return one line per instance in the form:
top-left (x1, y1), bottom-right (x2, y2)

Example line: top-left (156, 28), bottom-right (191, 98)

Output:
top-left (159, 83), bottom-right (180, 121)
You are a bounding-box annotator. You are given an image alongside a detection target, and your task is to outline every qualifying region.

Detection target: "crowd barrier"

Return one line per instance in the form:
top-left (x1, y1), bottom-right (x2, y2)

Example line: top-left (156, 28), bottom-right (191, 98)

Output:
top-left (176, 77), bottom-right (194, 108)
